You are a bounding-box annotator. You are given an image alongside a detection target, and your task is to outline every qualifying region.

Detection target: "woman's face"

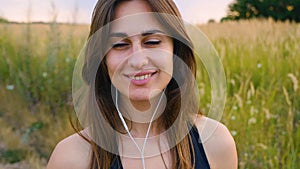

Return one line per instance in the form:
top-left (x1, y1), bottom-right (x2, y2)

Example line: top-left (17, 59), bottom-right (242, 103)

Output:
top-left (106, 0), bottom-right (174, 102)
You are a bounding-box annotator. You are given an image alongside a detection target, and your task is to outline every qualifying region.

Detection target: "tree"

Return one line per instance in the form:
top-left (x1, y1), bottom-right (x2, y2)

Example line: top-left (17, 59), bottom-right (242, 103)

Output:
top-left (225, 0), bottom-right (300, 22)
top-left (0, 16), bottom-right (9, 23)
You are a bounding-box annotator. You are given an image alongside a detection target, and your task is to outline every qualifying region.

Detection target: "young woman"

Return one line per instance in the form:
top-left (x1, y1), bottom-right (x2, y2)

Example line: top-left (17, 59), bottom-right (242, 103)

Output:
top-left (47, 0), bottom-right (237, 169)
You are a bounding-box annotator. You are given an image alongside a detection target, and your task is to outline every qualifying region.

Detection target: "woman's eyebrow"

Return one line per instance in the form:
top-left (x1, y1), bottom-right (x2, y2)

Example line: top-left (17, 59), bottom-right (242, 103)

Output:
top-left (109, 29), bottom-right (165, 38)
top-left (109, 32), bottom-right (128, 38)
top-left (141, 29), bottom-right (165, 36)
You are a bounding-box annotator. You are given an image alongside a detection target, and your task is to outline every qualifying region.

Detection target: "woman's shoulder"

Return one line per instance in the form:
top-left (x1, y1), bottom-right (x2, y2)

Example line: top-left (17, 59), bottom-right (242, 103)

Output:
top-left (194, 115), bottom-right (238, 169)
top-left (46, 131), bottom-right (91, 169)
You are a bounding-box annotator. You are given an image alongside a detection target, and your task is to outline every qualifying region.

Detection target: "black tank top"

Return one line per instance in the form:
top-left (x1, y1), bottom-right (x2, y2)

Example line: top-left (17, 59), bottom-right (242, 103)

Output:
top-left (110, 126), bottom-right (210, 169)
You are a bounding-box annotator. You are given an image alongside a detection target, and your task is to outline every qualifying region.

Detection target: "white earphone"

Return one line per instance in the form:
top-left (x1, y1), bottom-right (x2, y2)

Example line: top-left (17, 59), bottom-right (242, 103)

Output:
top-left (115, 89), bottom-right (165, 169)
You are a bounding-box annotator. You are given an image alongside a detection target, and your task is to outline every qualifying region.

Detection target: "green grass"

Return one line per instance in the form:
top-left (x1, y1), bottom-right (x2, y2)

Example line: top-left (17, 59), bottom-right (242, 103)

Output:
top-left (0, 23), bottom-right (86, 168)
top-left (0, 20), bottom-right (299, 168)
top-left (199, 19), bottom-right (300, 169)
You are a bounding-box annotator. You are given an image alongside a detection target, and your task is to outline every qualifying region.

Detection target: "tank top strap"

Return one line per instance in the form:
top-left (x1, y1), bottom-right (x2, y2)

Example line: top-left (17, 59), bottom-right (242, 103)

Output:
top-left (189, 125), bottom-right (210, 169)
top-left (111, 155), bottom-right (122, 169)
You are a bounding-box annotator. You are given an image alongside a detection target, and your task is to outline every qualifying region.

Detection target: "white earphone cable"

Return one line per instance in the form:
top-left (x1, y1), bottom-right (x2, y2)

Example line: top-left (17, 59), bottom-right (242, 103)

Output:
top-left (116, 89), bottom-right (165, 169)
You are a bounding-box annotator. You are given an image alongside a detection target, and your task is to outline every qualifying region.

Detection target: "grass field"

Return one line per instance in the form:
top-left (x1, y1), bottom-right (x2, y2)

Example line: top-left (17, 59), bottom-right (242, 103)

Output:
top-left (0, 19), bottom-right (299, 169)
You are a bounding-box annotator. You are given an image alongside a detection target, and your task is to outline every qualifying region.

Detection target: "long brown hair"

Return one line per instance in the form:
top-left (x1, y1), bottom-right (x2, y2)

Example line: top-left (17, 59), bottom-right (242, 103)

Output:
top-left (74, 0), bottom-right (200, 168)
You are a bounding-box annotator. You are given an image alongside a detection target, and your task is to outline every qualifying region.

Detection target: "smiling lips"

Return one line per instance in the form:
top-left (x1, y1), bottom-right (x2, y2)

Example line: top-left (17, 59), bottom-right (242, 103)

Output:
top-left (126, 71), bottom-right (157, 85)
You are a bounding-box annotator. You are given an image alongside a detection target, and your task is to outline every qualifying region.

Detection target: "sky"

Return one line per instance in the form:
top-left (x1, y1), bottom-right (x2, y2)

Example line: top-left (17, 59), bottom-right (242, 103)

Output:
top-left (0, 0), bottom-right (234, 24)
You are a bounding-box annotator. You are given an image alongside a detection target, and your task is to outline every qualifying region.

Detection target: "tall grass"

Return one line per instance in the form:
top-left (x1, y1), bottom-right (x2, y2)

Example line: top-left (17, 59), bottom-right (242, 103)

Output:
top-left (199, 19), bottom-right (300, 169)
top-left (0, 19), bottom-right (299, 168)
top-left (0, 23), bottom-right (87, 168)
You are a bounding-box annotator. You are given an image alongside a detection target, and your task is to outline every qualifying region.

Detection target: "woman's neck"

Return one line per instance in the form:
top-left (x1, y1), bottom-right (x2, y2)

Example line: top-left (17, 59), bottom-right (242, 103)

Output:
top-left (124, 119), bottom-right (161, 138)
top-left (118, 93), bottom-right (166, 137)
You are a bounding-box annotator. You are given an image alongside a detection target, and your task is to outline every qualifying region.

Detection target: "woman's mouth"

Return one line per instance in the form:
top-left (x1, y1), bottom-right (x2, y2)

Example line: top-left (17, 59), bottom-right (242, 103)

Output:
top-left (129, 73), bottom-right (153, 80)
top-left (126, 71), bottom-right (157, 85)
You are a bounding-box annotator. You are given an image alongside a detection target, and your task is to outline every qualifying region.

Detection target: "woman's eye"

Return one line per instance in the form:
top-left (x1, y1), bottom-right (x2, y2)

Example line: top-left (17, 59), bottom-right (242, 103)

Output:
top-left (112, 42), bottom-right (129, 49)
top-left (144, 40), bottom-right (161, 46)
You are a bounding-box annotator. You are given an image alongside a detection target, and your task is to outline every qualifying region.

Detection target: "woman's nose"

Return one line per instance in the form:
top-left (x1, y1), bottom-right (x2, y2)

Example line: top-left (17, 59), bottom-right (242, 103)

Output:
top-left (128, 43), bottom-right (149, 69)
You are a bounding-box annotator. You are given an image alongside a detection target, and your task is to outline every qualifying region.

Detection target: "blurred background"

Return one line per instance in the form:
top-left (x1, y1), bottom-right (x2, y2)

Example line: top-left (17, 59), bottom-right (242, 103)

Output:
top-left (0, 0), bottom-right (299, 168)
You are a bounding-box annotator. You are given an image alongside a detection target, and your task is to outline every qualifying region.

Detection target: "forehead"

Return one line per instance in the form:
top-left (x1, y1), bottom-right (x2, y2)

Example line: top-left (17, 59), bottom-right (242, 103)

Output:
top-left (110, 14), bottom-right (166, 36)
top-left (111, 0), bottom-right (167, 36)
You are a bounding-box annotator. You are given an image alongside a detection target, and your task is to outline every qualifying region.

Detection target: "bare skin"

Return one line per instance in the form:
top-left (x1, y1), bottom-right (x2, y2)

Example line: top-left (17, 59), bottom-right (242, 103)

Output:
top-left (46, 116), bottom-right (238, 169)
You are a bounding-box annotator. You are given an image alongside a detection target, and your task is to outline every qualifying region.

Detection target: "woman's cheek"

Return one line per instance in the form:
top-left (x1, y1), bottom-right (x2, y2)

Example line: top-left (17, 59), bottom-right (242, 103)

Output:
top-left (106, 57), bottom-right (119, 80)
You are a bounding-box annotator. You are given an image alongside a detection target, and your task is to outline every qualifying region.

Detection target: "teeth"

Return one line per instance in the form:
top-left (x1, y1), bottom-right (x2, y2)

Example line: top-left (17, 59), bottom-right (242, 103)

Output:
top-left (130, 73), bottom-right (152, 80)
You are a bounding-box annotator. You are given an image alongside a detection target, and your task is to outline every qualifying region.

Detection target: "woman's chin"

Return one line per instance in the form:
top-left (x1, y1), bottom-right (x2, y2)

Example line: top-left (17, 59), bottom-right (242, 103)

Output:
top-left (128, 94), bottom-right (152, 102)
top-left (128, 88), bottom-right (162, 101)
